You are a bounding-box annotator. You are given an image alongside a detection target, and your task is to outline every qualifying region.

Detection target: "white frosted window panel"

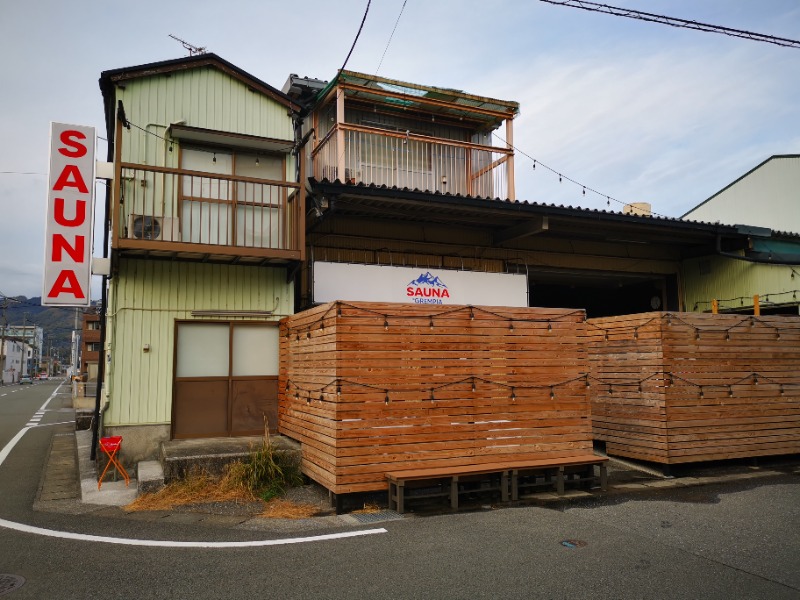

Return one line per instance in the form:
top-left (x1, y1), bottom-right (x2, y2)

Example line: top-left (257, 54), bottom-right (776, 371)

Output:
top-left (182, 148), bottom-right (232, 200)
top-left (176, 323), bottom-right (230, 377)
top-left (232, 326), bottom-right (279, 376)
top-left (182, 201), bottom-right (231, 245)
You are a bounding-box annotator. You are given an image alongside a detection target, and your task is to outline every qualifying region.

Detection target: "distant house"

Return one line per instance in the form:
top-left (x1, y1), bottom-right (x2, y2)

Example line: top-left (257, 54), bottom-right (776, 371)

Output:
top-left (80, 308), bottom-right (101, 381)
top-left (1, 339), bottom-right (25, 384)
top-left (99, 54), bottom-right (305, 462)
top-left (681, 155), bottom-right (800, 314)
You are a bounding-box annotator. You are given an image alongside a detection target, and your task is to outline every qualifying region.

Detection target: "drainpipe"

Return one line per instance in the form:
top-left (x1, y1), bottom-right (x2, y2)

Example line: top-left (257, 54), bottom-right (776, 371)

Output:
top-left (90, 102), bottom-right (117, 461)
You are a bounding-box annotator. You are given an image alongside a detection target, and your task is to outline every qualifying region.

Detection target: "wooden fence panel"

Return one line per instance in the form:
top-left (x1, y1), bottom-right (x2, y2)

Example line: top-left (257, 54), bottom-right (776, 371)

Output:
top-left (588, 312), bottom-right (800, 464)
top-left (279, 301), bottom-right (592, 493)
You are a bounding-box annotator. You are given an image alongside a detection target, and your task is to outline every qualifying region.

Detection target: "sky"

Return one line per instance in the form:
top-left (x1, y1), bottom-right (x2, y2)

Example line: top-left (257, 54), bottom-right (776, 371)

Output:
top-left (1, 0), bottom-right (799, 300)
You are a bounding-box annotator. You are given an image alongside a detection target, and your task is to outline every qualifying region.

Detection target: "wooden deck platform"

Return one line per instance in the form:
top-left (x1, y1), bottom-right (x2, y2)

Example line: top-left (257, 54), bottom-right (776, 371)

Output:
top-left (279, 301), bottom-right (594, 494)
top-left (587, 312), bottom-right (800, 464)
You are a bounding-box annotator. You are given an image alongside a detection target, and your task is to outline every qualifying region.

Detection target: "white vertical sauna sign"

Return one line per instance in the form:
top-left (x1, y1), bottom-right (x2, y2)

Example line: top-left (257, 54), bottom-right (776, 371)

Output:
top-left (42, 122), bottom-right (96, 306)
top-left (313, 261), bottom-right (529, 307)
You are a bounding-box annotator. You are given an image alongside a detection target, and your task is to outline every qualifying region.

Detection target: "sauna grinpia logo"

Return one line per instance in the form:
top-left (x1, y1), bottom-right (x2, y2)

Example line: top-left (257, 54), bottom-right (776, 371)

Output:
top-left (406, 272), bottom-right (450, 304)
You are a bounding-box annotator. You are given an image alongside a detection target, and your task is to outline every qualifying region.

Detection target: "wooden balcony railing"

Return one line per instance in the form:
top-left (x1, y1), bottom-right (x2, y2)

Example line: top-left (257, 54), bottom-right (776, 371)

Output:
top-left (312, 124), bottom-right (512, 199)
top-left (113, 163), bottom-right (303, 261)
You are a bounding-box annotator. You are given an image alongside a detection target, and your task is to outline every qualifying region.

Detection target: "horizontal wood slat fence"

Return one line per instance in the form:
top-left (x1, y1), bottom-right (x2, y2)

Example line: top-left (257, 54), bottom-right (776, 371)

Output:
top-left (279, 301), bottom-right (593, 494)
top-left (587, 312), bottom-right (800, 464)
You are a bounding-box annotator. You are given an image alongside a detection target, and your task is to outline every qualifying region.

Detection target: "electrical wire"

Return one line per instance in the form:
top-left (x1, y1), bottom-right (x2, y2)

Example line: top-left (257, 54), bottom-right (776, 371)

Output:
top-left (492, 132), bottom-right (673, 219)
top-left (376, 0), bottom-right (408, 75)
top-left (340, 0), bottom-right (372, 74)
top-left (539, 0), bottom-right (800, 50)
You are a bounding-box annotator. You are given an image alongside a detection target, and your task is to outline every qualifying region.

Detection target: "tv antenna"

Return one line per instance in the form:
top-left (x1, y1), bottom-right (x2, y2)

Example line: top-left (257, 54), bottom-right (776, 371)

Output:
top-left (169, 34), bottom-right (207, 56)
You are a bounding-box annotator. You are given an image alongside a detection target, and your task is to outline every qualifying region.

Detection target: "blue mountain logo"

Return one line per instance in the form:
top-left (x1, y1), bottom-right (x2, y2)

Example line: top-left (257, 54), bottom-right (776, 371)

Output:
top-left (408, 272), bottom-right (448, 288)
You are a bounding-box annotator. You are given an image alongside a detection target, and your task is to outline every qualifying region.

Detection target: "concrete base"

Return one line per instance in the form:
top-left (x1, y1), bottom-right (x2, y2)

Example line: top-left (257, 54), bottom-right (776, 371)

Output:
top-left (137, 460), bottom-right (165, 495)
top-left (102, 424), bottom-right (171, 465)
top-left (75, 430), bottom-right (138, 506)
top-left (161, 435), bottom-right (301, 483)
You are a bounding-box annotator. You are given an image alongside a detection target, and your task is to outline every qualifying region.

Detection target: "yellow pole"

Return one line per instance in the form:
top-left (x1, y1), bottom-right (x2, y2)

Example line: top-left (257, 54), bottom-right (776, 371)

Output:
top-left (711, 299), bottom-right (719, 314)
top-left (753, 295), bottom-right (760, 316)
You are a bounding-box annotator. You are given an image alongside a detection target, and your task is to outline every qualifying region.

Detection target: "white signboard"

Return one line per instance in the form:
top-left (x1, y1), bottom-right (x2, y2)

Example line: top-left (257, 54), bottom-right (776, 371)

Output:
top-left (313, 262), bottom-right (528, 307)
top-left (42, 123), bottom-right (96, 306)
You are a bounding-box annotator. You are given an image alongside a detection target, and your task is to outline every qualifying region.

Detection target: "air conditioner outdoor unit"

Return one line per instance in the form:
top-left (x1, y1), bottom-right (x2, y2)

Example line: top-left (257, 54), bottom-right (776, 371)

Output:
top-left (127, 215), bottom-right (181, 242)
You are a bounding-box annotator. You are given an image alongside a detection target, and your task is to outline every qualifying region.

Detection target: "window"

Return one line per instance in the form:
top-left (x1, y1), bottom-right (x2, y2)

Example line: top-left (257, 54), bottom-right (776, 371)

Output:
top-left (86, 343), bottom-right (102, 353)
top-left (180, 148), bottom-right (286, 248)
top-left (87, 321), bottom-right (101, 330)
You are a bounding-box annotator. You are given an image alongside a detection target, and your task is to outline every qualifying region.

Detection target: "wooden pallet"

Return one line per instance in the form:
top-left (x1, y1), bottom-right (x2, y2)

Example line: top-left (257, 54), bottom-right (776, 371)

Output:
top-left (279, 301), bottom-right (593, 494)
top-left (588, 312), bottom-right (800, 464)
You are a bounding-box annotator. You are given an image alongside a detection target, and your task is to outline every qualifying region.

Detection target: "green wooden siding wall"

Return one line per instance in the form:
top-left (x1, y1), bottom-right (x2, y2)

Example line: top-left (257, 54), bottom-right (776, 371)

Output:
top-left (682, 255), bottom-right (798, 313)
top-left (115, 67), bottom-right (295, 175)
top-left (105, 259), bottom-right (294, 427)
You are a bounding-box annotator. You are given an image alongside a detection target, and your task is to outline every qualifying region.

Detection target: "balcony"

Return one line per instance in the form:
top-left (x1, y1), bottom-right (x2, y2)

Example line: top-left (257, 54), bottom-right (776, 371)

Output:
top-left (312, 124), bottom-right (512, 199)
top-left (307, 70), bottom-right (519, 201)
top-left (112, 163), bottom-right (304, 263)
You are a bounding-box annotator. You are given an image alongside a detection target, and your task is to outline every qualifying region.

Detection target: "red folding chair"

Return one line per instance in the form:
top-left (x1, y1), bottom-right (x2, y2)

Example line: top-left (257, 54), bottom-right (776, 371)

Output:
top-left (98, 436), bottom-right (130, 489)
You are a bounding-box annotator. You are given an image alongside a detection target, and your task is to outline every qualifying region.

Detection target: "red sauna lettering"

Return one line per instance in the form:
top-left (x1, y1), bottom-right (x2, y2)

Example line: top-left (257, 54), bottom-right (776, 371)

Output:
top-left (51, 234), bottom-right (85, 262)
top-left (47, 270), bottom-right (85, 299)
top-left (54, 198), bottom-right (87, 227)
top-left (406, 287), bottom-right (451, 298)
top-left (52, 164), bottom-right (89, 193)
top-left (58, 130), bottom-right (88, 158)
top-left (46, 128), bottom-right (92, 301)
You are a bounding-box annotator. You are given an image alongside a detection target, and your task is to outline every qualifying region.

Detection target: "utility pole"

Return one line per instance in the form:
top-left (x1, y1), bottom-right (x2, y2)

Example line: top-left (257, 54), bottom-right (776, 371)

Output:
top-left (21, 313), bottom-right (28, 379)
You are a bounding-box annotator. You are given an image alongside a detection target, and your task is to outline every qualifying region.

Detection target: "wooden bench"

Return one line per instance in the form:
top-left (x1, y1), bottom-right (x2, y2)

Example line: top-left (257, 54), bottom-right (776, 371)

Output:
top-left (387, 455), bottom-right (608, 513)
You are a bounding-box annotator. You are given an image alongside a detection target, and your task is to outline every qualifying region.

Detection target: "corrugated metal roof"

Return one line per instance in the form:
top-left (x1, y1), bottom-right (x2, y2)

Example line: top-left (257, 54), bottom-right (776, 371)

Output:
top-left (310, 178), bottom-right (800, 242)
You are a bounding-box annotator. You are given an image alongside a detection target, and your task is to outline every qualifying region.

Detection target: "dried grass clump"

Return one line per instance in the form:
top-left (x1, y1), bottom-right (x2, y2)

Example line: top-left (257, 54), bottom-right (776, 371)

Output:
top-left (125, 466), bottom-right (255, 513)
top-left (259, 498), bottom-right (318, 520)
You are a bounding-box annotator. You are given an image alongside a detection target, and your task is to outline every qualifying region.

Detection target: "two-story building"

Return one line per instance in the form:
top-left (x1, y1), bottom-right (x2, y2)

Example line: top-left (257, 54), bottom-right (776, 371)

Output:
top-left (99, 54), bottom-right (793, 465)
top-left (99, 54), bottom-right (305, 461)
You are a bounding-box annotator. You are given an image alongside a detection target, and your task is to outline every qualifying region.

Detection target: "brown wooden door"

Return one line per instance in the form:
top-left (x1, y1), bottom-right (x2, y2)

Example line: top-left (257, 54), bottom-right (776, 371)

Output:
top-left (173, 322), bottom-right (279, 439)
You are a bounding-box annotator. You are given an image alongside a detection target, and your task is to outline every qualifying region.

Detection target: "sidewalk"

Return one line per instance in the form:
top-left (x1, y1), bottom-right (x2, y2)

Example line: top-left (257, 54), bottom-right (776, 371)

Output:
top-left (34, 426), bottom-right (800, 530)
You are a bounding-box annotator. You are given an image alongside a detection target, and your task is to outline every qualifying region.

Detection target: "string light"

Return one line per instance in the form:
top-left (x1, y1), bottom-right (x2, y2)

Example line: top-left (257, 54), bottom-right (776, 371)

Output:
top-left (384, 316), bottom-right (389, 331)
top-left (212, 152), bottom-right (216, 164)
top-left (511, 387), bottom-right (516, 402)
top-left (384, 390), bottom-right (389, 404)
top-left (550, 387), bottom-right (555, 400)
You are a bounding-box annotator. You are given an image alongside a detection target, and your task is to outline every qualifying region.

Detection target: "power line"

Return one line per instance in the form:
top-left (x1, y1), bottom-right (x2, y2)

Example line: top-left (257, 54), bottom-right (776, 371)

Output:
top-left (376, 0), bottom-right (408, 75)
top-left (539, 0), bottom-right (800, 49)
top-left (340, 0), bottom-right (372, 74)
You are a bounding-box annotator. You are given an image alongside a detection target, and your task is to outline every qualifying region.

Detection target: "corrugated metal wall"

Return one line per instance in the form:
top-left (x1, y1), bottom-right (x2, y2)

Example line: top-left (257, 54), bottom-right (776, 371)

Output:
top-left (116, 67), bottom-right (295, 174)
top-left (105, 259), bottom-right (293, 427)
top-left (682, 255), bottom-right (798, 313)
top-left (685, 156), bottom-right (800, 234)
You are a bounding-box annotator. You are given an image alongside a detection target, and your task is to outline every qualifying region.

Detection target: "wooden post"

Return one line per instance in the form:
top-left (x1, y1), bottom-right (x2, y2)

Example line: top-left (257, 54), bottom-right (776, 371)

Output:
top-left (711, 299), bottom-right (719, 314)
top-left (336, 87), bottom-right (345, 183)
top-left (753, 294), bottom-right (760, 316)
top-left (505, 116), bottom-right (515, 201)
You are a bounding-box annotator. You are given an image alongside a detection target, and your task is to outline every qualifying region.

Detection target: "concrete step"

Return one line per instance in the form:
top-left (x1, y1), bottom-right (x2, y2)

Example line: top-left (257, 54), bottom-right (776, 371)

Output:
top-left (137, 460), bottom-right (165, 495)
top-left (160, 435), bottom-right (301, 483)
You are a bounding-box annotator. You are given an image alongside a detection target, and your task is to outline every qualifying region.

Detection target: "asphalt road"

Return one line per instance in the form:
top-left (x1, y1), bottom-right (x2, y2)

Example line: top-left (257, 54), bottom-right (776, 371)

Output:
top-left (1, 381), bottom-right (798, 599)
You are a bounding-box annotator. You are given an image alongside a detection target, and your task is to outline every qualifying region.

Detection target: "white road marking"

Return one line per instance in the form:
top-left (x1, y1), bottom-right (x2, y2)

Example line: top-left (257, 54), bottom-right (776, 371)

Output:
top-left (0, 381), bottom-right (389, 548)
top-left (0, 518), bottom-right (387, 548)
